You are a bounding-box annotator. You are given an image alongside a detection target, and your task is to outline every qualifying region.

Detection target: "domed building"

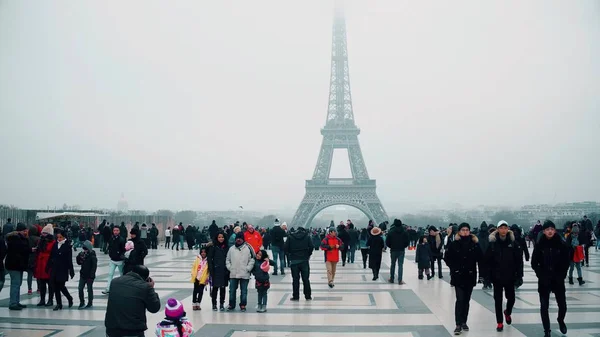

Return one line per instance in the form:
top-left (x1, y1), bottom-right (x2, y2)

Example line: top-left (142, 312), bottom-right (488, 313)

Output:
top-left (117, 193), bottom-right (129, 213)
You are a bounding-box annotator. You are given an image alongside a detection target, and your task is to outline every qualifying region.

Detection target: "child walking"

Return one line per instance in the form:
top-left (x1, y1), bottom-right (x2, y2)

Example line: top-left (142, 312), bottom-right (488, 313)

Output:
top-left (75, 240), bottom-right (97, 309)
top-left (155, 298), bottom-right (194, 337)
top-left (191, 247), bottom-right (210, 310)
top-left (253, 250), bottom-right (274, 313)
top-left (416, 236), bottom-right (433, 280)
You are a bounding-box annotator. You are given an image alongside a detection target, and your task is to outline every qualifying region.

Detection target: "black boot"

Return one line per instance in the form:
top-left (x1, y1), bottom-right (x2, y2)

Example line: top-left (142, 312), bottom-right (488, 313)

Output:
top-left (578, 277), bottom-right (585, 286)
top-left (544, 331), bottom-right (551, 337)
top-left (568, 277), bottom-right (574, 285)
top-left (558, 319), bottom-right (567, 334)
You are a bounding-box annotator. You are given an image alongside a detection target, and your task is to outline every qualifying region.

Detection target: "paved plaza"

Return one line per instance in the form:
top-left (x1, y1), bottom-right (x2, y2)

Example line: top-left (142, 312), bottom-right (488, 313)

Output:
top-left (1, 246), bottom-right (599, 337)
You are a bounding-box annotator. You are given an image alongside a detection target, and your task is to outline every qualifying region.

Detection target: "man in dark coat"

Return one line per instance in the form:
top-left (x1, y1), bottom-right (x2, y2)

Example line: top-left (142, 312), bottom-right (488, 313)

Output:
top-left (102, 223), bottom-right (112, 254)
top-left (149, 223), bottom-right (159, 249)
top-left (76, 240), bottom-right (97, 309)
top-left (485, 221), bottom-right (524, 332)
top-left (347, 223), bottom-right (359, 264)
top-left (103, 227), bottom-right (126, 295)
top-left (119, 222), bottom-right (128, 240)
top-left (124, 227), bottom-right (148, 275)
top-left (531, 220), bottom-right (570, 337)
top-left (510, 224), bottom-right (530, 262)
top-left (385, 219), bottom-right (410, 284)
top-left (427, 226), bottom-right (443, 278)
top-left (104, 265), bottom-right (161, 337)
top-left (337, 223), bottom-right (351, 267)
top-left (208, 220), bottom-right (219, 243)
top-left (285, 226), bottom-right (314, 300)
top-left (5, 223), bottom-right (30, 310)
top-left (270, 219), bottom-right (287, 275)
top-left (444, 223), bottom-right (482, 335)
top-left (477, 221), bottom-right (491, 289)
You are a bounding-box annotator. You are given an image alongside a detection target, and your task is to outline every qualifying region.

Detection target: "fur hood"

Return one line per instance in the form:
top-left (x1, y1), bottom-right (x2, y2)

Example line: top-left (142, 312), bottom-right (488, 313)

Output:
top-left (454, 233), bottom-right (479, 243)
top-left (488, 230), bottom-right (515, 243)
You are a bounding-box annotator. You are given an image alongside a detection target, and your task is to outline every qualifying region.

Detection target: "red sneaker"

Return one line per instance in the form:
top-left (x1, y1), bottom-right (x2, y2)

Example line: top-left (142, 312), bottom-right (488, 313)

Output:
top-left (27, 290), bottom-right (32, 295)
top-left (496, 323), bottom-right (503, 332)
top-left (504, 310), bottom-right (512, 325)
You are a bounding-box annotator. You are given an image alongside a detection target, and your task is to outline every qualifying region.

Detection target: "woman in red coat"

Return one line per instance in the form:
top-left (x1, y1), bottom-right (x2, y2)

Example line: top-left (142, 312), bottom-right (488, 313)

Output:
top-left (34, 224), bottom-right (56, 306)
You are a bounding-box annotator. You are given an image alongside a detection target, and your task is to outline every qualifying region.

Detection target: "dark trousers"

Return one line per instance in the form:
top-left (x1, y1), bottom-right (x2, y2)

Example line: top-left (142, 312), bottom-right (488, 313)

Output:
top-left (360, 249), bottom-right (369, 268)
top-left (454, 286), bottom-right (474, 326)
top-left (430, 256), bottom-right (443, 277)
top-left (165, 237), bottom-right (171, 248)
top-left (341, 249), bottom-right (348, 265)
top-left (102, 239), bottom-right (109, 253)
top-left (372, 267), bottom-right (380, 278)
top-left (193, 280), bottom-right (205, 303)
top-left (211, 286), bottom-right (226, 306)
top-left (151, 238), bottom-right (158, 249)
top-left (539, 281), bottom-right (567, 332)
top-left (291, 261), bottom-right (311, 299)
top-left (38, 279), bottom-right (54, 304)
top-left (493, 282), bottom-right (515, 323)
top-left (257, 288), bottom-right (268, 306)
top-left (78, 278), bottom-right (94, 304)
top-left (583, 244), bottom-right (590, 265)
top-left (53, 280), bottom-right (72, 306)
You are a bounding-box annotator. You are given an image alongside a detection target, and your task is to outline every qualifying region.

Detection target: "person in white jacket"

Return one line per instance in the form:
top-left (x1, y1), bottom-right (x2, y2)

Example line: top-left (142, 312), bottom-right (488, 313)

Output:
top-left (225, 232), bottom-right (255, 312)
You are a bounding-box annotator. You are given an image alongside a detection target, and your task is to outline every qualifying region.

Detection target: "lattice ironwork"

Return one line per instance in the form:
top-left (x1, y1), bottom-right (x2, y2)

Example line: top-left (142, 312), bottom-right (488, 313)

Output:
top-left (291, 3), bottom-right (389, 228)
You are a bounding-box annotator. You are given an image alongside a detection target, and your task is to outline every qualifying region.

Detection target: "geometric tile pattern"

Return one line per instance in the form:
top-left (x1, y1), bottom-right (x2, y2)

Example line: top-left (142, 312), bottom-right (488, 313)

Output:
top-left (1, 247), bottom-right (599, 336)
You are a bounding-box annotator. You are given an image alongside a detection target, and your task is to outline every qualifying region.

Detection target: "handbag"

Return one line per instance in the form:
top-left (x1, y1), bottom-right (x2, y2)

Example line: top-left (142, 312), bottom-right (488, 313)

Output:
top-left (573, 245), bottom-right (585, 263)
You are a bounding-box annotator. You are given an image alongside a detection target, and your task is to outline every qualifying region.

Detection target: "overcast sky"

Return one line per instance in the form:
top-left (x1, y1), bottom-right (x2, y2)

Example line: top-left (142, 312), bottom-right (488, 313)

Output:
top-left (1, 0), bottom-right (599, 213)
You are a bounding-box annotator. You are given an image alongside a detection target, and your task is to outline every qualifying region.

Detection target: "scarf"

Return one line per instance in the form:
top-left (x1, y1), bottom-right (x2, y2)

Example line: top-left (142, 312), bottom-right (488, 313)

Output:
top-left (196, 256), bottom-right (208, 281)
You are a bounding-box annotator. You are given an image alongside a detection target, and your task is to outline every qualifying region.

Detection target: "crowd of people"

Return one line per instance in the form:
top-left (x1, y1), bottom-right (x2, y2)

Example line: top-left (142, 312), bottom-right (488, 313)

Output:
top-left (0, 215), bottom-right (598, 337)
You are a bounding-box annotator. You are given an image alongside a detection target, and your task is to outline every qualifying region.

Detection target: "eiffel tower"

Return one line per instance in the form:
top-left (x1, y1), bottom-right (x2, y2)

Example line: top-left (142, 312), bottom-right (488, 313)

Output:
top-left (291, 3), bottom-right (389, 228)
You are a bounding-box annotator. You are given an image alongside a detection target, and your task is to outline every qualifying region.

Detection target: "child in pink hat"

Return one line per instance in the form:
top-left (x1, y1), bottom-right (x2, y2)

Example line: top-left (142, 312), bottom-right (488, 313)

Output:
top-left (155, 298), bottom-right (193, 337)
top-left (252, 250), bottom-right (274, 313)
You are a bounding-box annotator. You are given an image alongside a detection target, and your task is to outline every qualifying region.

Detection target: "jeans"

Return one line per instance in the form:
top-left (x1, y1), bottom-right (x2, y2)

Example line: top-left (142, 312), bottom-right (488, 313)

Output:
top-left (360, 249), bottom-right (369, 268)
top-left (493, 282), bottom-right (515, 323)
top-left (271, 246), bottom-right (285, 274)
top-left (193, 281), bottom-right (205, 303)
top-left (389, 250), bottom-right (405, 282)
top-left (569, 261), bottom-right (582, 278)
top-left (211, 286), bottom-right (226, 306)
top-left (430, 256), bottom-right (443, 277)
top-left (180, 237), bottom-right (185, 249)
top-left (7, 270), bottom-right (23, 306)
top-left (257, 288), bottom-right (268, 306)
top-left (348, 246), bottom-right (356, 263)
top-left (454, 286), bottom-right (474, 326)
top-left (291, 261), bottom-right (311, 299)
top-left (78, 278), bottom-right (94, 304)
top-left (229, 278), bottom-right (249, 308)
top-left (539, 280), bottom-right (567, 332)
top-left (165, 237), bottom-right (171, 249)
top-left (106, 260), bottom-right (124, 291)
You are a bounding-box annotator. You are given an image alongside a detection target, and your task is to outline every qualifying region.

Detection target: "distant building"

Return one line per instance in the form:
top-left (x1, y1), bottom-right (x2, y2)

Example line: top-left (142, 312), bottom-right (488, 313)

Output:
top-left (117, 193), bottom-right (129, 213)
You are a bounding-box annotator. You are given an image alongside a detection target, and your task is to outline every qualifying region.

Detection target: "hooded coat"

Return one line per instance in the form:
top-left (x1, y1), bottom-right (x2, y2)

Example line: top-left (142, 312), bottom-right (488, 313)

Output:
top-left (34, 235), bottom-right (56, 279)
top-left (385, 222), bottom-right (409, 252)
top-left (244, 229), bottom-right (263, 253)
top-left (208, 239), bottom-right (230, 288)
top-left (477, 222), bottom-right (490, 254)
top-left (484, 230), bottom-right (523, 284)
top-left (284, 228), bottom-right (314, 263)
top-left (367, 232), bottom-right (385, 270)
top-left (444, 233), bottom-right (482, 288)
top-left (531, 232), bottom-right (570, 288)
top-left (226, 241), bottom-right (255, 279)
top-left (76, 241), bottom-right (98, 279)
top-left (320, 234), bottom-right (343, 263)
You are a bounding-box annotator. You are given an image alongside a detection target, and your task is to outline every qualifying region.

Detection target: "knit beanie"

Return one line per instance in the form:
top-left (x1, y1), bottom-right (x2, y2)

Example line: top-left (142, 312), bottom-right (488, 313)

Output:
top-left (130, 227), bottom-right (140, 236)
top-left (428, 226), bottom-right (438, 232)
top-left (457, 223), bottom-right (471, 232)
top-left (42, 224), bottom-right (54, 236)
top-left (542, 220), bottom-right (555, 230)
top-left (16, 223), bottom-right (27, 232)
top-left (165, 298), bottom-right (185, 319)
top-left (235, 232), bottom-right (244, 241)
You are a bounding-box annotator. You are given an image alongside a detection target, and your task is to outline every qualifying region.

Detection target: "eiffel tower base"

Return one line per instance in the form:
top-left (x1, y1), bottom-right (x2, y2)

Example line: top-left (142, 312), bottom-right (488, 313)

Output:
top-left (291, 181), bottom-right (388, 228)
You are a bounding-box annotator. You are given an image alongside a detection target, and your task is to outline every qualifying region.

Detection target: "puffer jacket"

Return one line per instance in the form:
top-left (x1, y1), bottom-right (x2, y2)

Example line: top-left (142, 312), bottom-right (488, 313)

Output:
top-left (5, 232), bottom-right (30, 271)
top-left (76, 241), bottom-right (98, 280)
top-left (531, 232), bottom-right (570, 287)
top-left (444, 234), bottom-right (482, 288)
top-left (225, 243), bottom-right (255, 279)
top-left (484, 230), bottom-right (523, 284)
top-left (34, 236), bottom-right (55, 279)
top-left (320, 234), bottom-right (343, 263)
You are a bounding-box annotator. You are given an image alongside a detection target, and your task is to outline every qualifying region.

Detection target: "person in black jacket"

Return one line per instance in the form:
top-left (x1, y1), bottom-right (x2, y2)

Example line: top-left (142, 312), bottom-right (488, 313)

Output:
top-left (103, 227), bottom-right (126, 295)
top-left (444, 223), bottom-right (482, 335)
top-left (124, 227), bottom-right (148, 275)
top-left (149, 223), bottom-right (159, 249)
top-left (531, 220), bottom-right (570, 337)
top-left (104, 265), bottom-right (161, 337)
top-left (208, 231), bottom-right (230, 311)
top-left (385, 219), bottom-right (410, 284)
top-left (427, 226), bottom-right (443, 278)
top-left (285, 226), bottom-right (314, 300)
top-left (172, 225), bottom-right (181, 251)
top-left (270, 220), bottom-right (287, 275)
top-left (208, 220), bottom-right (219, 243)
top-left (102, 223), bottom-right (112, 254)
top-left (510, 224), bottom-right (530, 262)
top-left (252, 250), bottom-right (275, 312)
top-left (485, 222), bottom-right (524, 332)
top-left (347, 223), bottom-right (359, 264)
top-left (337, 224), bottom-right (350, 267)
top-left (76, 240), bottom-right (97, 309)
top-left (5, 223), bottom-right (30, 310)
top-left (367, 227), bottom-right (385, 280)
top-left (49, 229), bottom-right (75, 310)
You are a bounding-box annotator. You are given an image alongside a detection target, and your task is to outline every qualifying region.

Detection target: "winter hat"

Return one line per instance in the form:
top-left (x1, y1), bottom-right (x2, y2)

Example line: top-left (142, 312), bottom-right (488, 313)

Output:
top-left (497, 220), bottom-right (509, 228)
top-left (260, 260), bottom-right (270, 272)
top-left (233, 226), bottom-right (241, 234)
top-left (428, 226), bottom-right (438, 232)
top-left (274, 218), bottom-right (280, 224)
top-left (328, 227), bottom-right (337, 233)
top-left (83, 240), bottom-right (93, 251)
top-left (42, 224), bottom-right (54, 236)
top-left (371, 227), bottom-right (382, 236)
top-left (235, 232), bottom-right (244, 241)
top-left (542, 220), bottom-right (555, 230)
top-left (457, 223), bottom-right (471, 232)
top-left (510, 224), bottom-right (520, 232)
top-left (125, 240), bottom-right (135, 251)
top-left (165, 298), bottom-right (185, 319)
top-left (16, 223), bottom-right (27, 232)
top-left (130, 227), bottom-right (140, 236)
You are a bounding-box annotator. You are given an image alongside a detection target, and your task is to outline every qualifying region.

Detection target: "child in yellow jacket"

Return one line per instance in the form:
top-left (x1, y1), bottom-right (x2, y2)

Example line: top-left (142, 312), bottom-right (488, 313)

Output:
top-left (190, 247), bottom-right (209, 310)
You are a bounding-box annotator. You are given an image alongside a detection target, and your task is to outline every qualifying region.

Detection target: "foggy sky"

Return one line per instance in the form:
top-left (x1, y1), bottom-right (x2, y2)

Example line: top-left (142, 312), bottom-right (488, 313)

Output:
top-left (1, 0), bottom-right (599, 213)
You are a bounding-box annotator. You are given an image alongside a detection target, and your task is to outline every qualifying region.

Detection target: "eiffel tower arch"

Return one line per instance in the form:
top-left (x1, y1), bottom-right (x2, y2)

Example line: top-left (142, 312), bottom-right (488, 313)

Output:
top-left (291, 3), bottom-right (389, 228)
